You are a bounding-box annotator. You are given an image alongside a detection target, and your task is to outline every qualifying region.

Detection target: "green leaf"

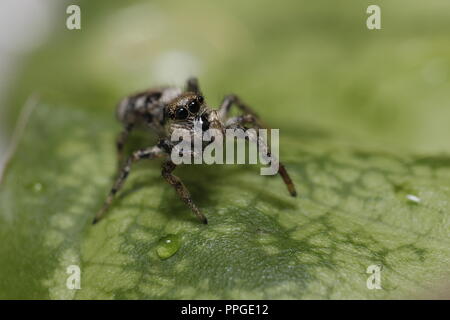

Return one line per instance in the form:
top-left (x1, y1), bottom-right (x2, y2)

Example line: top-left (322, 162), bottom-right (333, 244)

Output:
top-left (1, 102), bottom-right (449, 299)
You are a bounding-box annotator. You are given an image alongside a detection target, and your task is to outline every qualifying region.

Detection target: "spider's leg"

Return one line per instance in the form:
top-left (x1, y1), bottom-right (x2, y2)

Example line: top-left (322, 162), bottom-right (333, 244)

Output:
top-left (161, 160), bottom-right (208, 224)
top-left (227, 121), bottom-right (297, 197)
top-left (186, 77), bottom-right (202, 94)
top-left (116, 123), bottom-right (134, 170)
top-left (218, 94), bottom-right (268, 128)
top-left (277, 163), bottom-right (297, 197)
top-left (225, 114), bottom-right (260, 128)
top-left (93, 145), bottom-right (164, 224)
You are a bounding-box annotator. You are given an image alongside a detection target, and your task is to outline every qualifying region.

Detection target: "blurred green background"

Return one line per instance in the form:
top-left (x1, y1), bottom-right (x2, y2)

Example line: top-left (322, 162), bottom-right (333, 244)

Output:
top-left (4, 0), bottom-right (450, 153)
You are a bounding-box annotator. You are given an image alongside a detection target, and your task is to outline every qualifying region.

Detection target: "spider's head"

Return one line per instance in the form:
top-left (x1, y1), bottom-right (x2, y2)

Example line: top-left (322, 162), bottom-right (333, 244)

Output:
top-left (165, 92), bottom-right (205, 122)
top-left (165, 92), bottom-right (223, 136)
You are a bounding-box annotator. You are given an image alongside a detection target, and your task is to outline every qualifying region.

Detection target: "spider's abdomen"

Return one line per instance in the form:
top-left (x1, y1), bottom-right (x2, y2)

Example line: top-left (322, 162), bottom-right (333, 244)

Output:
top-left (116, 87), bottom-right (182, 126)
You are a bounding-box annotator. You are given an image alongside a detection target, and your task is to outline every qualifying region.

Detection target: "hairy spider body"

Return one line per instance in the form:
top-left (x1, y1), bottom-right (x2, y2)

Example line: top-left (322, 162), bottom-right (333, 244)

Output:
top-left (116, 87), bottom-right (181, 135)
top-left (94, 78), bottom-right (297, 225)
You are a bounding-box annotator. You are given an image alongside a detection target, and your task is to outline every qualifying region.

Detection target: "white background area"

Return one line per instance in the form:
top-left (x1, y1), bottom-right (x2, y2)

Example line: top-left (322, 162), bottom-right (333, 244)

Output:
top-left (0, 0), bottom-right (57, 169)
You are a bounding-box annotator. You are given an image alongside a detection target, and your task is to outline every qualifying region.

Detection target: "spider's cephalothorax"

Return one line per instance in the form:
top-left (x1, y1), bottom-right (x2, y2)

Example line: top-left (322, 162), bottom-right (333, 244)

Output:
top-left (94, 78), bottom-right (297, 225)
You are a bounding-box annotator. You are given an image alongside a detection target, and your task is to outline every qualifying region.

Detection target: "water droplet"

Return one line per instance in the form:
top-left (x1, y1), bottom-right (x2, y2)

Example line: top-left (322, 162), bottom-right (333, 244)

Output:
top-left (27, 182), bottom-right (43, 193)
top-left (406, 194), bottom-right (421, 204)
top-left (156, 234), bottom-right (181, 260)
top-left (393, 182), bottom-right (421, 205)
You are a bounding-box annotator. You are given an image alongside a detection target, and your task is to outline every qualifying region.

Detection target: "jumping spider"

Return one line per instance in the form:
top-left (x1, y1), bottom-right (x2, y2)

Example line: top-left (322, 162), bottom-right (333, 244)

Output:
top-left (94, 78), bottom-right (297, 225)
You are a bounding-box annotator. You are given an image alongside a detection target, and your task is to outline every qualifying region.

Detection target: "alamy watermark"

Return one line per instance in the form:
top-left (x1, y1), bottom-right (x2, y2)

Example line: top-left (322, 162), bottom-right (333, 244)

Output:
top-left (366, 264), bottom-right (382, 290)
top-left (66, 265), bottom-right (81, 290)
top-left (366, 5), bottom-right (381, 30)
top-left (66, 5), bottom-right (81, 30)
top-left (65, 4), bottom-right (383, 33)
top-left (170, 122), bottom-right (280, 176)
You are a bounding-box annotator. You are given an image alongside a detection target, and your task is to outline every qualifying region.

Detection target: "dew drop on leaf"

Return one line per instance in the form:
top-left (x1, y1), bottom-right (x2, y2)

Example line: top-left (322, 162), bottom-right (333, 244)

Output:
top-left (405, 194), bottom-right (421, 205)
top-left (156, 234), bottom-right (181, 260)
top-left (393, 182), bottom-right (421, 205)
top-left (27, 182), bottom-right (44, 193)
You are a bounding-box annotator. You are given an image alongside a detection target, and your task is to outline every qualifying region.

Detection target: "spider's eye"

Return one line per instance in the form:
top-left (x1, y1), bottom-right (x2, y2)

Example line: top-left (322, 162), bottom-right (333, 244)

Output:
top-left (188, 99), bottom-right (200, 114)
top-left (175, 107), bottom-right (189, 120)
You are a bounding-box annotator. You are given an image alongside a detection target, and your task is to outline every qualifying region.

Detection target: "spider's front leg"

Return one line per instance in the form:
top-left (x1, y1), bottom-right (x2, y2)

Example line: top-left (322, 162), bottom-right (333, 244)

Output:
top-left (93, 145), bottom-right (164, 224)
top-left (218, 94), bottom-right (267, 128)
top-left (227, 119), bottom-right (297, 197)
top-left (161, 160), bottom-right (208, 224)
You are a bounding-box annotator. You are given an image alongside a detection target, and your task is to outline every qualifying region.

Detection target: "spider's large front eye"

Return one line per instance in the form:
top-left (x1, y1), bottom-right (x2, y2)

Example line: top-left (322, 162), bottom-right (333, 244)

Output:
top-left (188, 99), bottom-right (200, 114)
top-left (175, 107), bottom-right (189, 120)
